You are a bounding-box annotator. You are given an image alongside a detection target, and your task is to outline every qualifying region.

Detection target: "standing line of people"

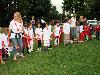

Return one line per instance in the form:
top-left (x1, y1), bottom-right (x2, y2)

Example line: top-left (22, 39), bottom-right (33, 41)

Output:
top-left (0, 12), bottom-right (100, 64)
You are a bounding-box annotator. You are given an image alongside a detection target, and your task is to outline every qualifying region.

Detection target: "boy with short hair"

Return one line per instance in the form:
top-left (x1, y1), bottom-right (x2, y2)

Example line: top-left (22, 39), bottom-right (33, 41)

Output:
top-left (63, 19), bottom-right (70, 46)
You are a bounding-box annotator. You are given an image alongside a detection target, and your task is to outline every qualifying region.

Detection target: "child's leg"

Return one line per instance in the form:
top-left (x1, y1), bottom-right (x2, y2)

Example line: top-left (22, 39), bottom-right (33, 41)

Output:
top-left (44, 40), bottom-right (49, 51)
top-left (54, 37), bottom-right (57, 46)
top-left (64, 34), bottom-right (67, 45)
top-left (96, 32), bottom-right (99, 40)
top-left (0, 49), bottom-right (2, 64)
top-left (39, 40), bottom-right (41, 50)
top-left (66, 34), bottom-right (70, 44)
top-left (30, 40), bottom-right (33, 51)
top-left (38, 40), bottom-right (41, 48)
top-left (57, 37), bottom-right (59, 45)
top-left (28, 43), bottom-right (31, 52)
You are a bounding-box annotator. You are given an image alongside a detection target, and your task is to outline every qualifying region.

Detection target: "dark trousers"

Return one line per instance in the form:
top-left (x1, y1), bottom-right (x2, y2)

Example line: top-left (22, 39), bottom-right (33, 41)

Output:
top-left (38, 40), bottom-right (41, 48)
top-left (96, 32), bottom-right (100, 40)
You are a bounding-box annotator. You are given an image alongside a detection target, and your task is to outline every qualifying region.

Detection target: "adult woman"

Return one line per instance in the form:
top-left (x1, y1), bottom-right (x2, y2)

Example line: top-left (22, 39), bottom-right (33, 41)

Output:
top-left (31, 16), bottom-right (35, 33)
top-left (9, 12), bottom-right (24, 60)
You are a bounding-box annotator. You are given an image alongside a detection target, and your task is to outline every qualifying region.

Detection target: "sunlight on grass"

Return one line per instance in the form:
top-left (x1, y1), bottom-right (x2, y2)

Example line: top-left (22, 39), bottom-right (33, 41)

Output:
top-left (0, 40), bottom-right (100, 75)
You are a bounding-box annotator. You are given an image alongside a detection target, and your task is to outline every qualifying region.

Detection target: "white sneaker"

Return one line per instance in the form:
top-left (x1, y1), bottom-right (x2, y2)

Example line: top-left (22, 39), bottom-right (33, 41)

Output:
top-left (39, 48), bottom-right (41, 51)
top-left (31, 49), bottom-right (33, 52)
top-left (37, 48), bottom-right (39, 51)
top-left (28, 50), bottom-right (31, 53)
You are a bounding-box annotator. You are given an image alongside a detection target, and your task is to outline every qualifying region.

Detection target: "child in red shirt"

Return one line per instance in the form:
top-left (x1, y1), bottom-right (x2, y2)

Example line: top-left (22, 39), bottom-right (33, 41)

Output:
top-left (95, 25), bottom-right (100, 40)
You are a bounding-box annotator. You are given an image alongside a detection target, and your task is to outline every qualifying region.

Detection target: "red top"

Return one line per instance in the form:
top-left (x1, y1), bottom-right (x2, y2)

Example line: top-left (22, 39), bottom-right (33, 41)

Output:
top-left (95, 25), bottom-right (100, 32)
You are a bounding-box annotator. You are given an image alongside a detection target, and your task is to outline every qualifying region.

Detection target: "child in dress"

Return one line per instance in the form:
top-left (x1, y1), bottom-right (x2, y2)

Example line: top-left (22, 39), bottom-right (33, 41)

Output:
top-left (59, 25), bottom-right (63, 44)
top-left (79, 22), bottom-right (84, 42)
top-left (27, 23), bottom-right (34, 52)
top-left (23, 22), bottom-right (29, 53)
top-left (43, 23), bottom-right (51, 51)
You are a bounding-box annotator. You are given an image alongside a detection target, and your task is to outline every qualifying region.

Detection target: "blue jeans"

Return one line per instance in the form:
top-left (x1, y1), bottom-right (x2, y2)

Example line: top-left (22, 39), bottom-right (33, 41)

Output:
top-left (70, 27), bottom-right (77, 40)
top-left (11, 38), bottom-right (23, 54)
top-left (96, 32), bottom-right (100, 40)
top-left (32, 24), bottom-right (35, 32)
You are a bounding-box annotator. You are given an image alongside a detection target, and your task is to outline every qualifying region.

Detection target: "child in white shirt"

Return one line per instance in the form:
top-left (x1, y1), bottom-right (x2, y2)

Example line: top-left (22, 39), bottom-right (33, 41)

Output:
top-left (2, 28), bottom-right (10, 63)
top-left (54, 23), bottom-right (60, 46)
top-left (35, 24), bottom-right (43, 51)
top-left (43, 23), bottom-right (51, 51)
top-left (27, 24), bottom-right (34, 52)
top-left (63, 19), bottom-right (70, 45)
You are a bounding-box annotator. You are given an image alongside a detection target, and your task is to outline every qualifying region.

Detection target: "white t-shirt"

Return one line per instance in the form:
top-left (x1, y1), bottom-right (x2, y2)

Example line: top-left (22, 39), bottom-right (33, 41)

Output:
top-left (35, 28), bottom-right (43, 40)
top-left (54, 26), bottom-right (60, 36)
top-left (24, 27), bottom-right (28, 36)
top-left (70, 17), bottom-right (76, 27)
top-left (79, 25), bottom-right (84, 33)
top-left (9, 19), bottom-right (23, 38)
top-left (48, 25), bottom-right (52, 34)
top-left (2, 33), bottom-right (8, 48)
top-left (63, 23), bottom-right (70, 34)
top-left (0, 33), bottom-right (2, 49)
top-left (41, 19), bottom-right (45, 23)
top-left (43, 27), bottom-right (51, 40)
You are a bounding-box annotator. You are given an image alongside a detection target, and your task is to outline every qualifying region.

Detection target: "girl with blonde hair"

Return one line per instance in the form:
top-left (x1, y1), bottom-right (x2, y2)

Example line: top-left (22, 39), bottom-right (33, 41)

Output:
top-left (9, 12), bottom-right (24, 60)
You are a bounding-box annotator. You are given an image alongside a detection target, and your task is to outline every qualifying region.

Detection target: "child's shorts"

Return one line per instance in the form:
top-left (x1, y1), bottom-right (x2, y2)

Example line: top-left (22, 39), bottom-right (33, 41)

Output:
top-left (44, 40), bottom-right (50, 46)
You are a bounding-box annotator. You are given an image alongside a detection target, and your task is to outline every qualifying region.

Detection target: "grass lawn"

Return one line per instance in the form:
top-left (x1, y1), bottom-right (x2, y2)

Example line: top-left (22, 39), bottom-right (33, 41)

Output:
top-left (0, 40), bottom-right (100, 75)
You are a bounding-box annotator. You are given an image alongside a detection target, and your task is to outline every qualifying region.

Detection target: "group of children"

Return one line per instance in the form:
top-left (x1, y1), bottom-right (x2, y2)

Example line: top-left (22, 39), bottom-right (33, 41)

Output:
top-left (0, 18), bottom-right (100, 64)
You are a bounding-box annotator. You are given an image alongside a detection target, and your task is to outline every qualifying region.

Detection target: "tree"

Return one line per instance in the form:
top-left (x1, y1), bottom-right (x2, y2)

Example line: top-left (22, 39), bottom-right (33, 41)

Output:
top-left (0, 0), bottom-right (52, 27)
top-left (47, 6), bottom-right (61, 21)
top-left (62, 0), bottom-right (96, 19)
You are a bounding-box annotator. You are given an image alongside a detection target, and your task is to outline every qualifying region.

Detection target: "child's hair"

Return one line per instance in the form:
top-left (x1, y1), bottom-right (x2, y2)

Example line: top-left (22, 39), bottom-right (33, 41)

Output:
top-left (3, 27), bottom-right (8, 34)
top-left (28, 23), bottom-right (32, 27)
top-left (64, 18), bottom-right (69, 23)
top-left (79, 22), bottom-right (83, 26)
top-left (45, 22), bottom-right (48, 26)
top-left (37, 23), bottom-right (41, 28)
top-left (24, 22), bottom-right (28, 28)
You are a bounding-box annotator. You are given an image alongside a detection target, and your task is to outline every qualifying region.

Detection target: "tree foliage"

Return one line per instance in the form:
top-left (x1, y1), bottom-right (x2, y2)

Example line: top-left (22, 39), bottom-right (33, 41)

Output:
top-left (0, 0), bottom-right (53, 27)
top-left (62, 0), bottom-right (100, 20)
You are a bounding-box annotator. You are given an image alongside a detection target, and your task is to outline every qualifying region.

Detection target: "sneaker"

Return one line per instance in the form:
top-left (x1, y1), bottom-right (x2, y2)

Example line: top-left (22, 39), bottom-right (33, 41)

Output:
top-left (31, 49), bottom-right (33, 52)
top-left (20, 53), bottom-right (24, 58)
top-left (28, 50), bottom-right (31, 53)
top-left (37, 48), bottom-right (39, 51)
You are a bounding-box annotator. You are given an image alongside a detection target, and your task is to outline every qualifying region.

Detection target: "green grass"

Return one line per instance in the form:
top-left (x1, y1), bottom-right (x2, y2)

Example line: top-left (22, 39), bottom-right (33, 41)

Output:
top-left (0, 40), bottom-right (100, 75)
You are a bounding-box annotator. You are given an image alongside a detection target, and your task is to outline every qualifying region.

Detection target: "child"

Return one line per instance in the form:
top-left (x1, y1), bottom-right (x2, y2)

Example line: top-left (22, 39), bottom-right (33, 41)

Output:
top-left (0, 33), bottom-right (2, 64)
top-left (2, 28), bottom-right (10, 63)
top-left (76, 24), bottom-right (80, 42)
top-left (43, 23), bottom-right (51, 51)
top-left (95, 25), bottom-right (100, 40)
top-left (83, 22), bottom-right (91, 41)
top-left (63, 18), bottom-right (70, 46)
top-left (35, 23), bottom-right (43, 51)
top-left (27, 23), bottom-right (34, 52)
top-left (79, 22), bottom-right (84, 42)
top-left (59, 26), bottom-right (63, 44)
top-left (23, 22), bottom-right (29, 53)
top-left (54, 23), bottom-right (60, 46)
